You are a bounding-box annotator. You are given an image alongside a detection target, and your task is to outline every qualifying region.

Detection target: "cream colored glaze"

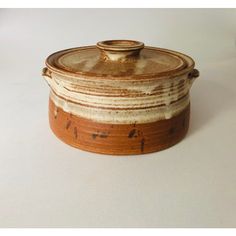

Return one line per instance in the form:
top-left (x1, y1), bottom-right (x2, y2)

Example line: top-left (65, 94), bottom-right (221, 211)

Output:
top-left (103, 51), bottom-right (136, 61)
top-left (44, 72), bottom-right (193, 124)
top-left (135, 58), bottom-right (148, 75)
top-left (50, 90), bottom-right (190, 124)
top-left (54, 47), bottom-right (189, 76)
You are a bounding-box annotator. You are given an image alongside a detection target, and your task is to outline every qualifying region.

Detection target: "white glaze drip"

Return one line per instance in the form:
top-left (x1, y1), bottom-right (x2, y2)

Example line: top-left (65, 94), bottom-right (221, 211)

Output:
top-left (50, 90), bottom-right (190, 124)
top-left (44, 72), bottom-right (192, 124)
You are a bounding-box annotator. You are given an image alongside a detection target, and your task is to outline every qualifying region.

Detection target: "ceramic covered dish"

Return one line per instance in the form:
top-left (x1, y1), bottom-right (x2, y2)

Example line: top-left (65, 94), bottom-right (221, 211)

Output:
top-left (42, 40), bottom-right (199, 155)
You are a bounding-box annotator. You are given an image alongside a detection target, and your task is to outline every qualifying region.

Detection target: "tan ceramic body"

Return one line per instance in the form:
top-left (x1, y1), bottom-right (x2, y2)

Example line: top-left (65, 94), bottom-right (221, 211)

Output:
top-left (43, 40), bottom-right (199, 155)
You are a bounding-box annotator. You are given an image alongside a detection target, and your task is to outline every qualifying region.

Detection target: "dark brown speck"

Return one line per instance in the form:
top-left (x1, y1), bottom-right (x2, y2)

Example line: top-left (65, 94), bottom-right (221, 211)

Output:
top-left (66, 120), bottom-right (71, 130)
top-left (99, 132), bottom-right (108, 138)
top-left (141, 138), bottom-right (145, 152)
top-left (169, 127), bottom-right (175, 135)
top-left (128, 129), bottom-right (137, 138)
top-left (74, 127), bottom-right (78, 139)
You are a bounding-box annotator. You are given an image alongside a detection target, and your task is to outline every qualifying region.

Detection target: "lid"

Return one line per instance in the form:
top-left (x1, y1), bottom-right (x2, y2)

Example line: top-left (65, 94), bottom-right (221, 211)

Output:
top-left (46, 40), bottom-right (194, 79)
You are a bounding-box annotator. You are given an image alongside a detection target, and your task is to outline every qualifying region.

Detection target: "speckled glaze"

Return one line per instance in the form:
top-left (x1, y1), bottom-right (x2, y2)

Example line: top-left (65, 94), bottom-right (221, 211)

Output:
top-left (42, 40), bottom-right (199, 155)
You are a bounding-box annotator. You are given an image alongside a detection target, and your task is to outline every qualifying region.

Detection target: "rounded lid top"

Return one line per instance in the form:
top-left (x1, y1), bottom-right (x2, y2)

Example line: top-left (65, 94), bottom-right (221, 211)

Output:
top-left (46, 40), bottom-right (195, 79)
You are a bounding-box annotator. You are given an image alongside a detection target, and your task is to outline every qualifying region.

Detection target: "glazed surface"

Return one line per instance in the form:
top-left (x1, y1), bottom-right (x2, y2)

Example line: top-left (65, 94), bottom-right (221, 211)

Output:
top-left (43, 40), bottom-right (198, 155)
top-left (49, 98), bottom-right (190, 155)
top-left (45, 72), bottom-right (194, 124)
top-left (46, 46), bottom-right (193, 77)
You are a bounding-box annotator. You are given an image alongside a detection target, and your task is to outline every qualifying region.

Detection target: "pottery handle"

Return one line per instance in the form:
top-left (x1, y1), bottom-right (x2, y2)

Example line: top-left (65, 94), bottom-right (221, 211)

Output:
top-left (188, 69), bottom-right (199, 79)
top-left (42, 67), bottom-right (52, 87)
top-left (188, 68), bottom-right (199, 87)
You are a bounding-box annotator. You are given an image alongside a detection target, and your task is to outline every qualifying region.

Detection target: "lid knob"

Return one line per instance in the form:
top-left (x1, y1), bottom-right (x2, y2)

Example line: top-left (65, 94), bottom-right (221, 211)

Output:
top-left (97, 40), bottom-right (144, 61)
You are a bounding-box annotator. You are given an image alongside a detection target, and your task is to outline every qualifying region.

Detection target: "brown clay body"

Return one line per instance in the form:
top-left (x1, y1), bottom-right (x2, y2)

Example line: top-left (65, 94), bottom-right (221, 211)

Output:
top-left (43, 40), bottom-right (199, 155)
top-left (49, 98), bottom-right (190, 155)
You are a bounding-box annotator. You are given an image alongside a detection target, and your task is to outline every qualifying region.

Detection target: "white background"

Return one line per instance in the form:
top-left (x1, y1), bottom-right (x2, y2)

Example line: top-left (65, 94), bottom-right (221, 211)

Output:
top-left (0, 9), bottom-right (236, 227)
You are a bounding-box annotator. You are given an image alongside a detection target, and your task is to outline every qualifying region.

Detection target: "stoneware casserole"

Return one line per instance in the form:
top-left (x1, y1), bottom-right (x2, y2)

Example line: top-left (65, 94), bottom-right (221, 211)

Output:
top-left (42, 40), bottom-right (199, 155)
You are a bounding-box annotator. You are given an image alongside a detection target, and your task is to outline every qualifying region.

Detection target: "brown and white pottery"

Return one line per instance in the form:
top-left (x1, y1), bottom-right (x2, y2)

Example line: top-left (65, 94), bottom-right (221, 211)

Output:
top-left (42, 40), bottom-right (199, 155)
